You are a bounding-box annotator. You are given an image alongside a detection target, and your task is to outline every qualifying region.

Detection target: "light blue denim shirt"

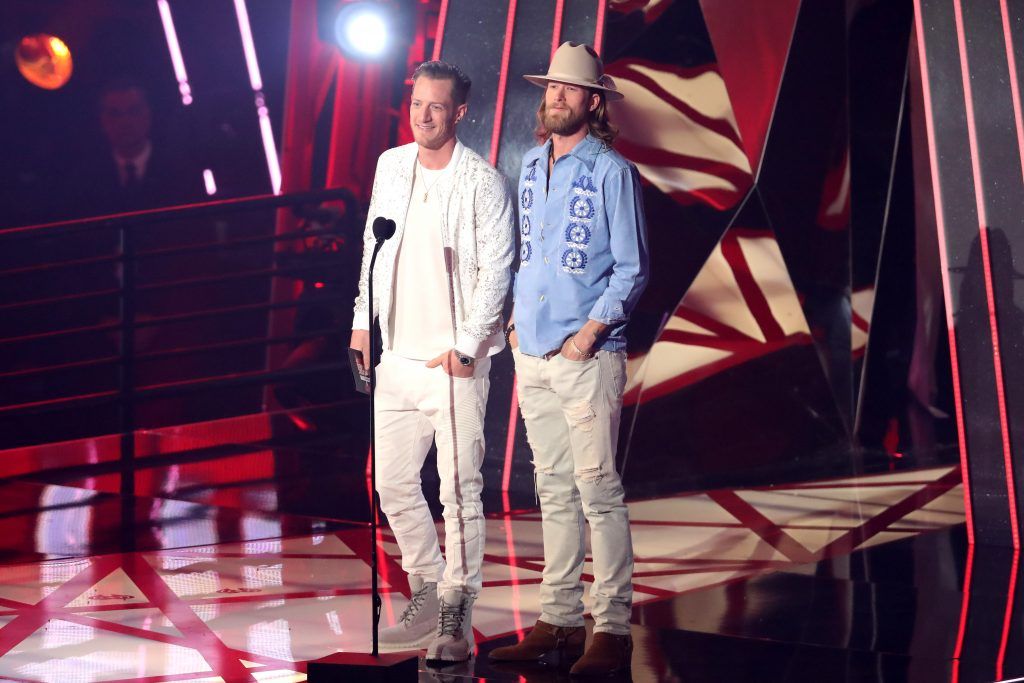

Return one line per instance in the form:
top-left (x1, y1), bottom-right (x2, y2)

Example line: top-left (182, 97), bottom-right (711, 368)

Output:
top-left (513, 134), bottom-right (649, 356)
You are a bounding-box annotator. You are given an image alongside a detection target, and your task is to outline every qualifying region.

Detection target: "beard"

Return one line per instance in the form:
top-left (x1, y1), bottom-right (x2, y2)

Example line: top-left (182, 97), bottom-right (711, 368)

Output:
top-left (543, 105), bottom-right (588, 136)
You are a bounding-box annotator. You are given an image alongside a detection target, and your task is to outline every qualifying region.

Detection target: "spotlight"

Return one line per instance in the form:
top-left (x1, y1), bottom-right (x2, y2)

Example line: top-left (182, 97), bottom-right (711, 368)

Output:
top-left (16, 34), bottom-right (73, 90)
top-left (333, 2), bottom-right (392, 60)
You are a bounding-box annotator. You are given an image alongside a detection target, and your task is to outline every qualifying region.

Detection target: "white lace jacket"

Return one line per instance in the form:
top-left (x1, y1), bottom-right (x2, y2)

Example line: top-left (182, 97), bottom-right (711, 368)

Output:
top-left (352, 141), bottom-right (515, 358)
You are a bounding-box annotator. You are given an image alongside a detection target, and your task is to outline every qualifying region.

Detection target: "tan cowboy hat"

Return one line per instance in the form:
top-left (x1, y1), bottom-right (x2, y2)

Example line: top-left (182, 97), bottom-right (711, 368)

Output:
top-left (524, 41), bottom-right (623, 101)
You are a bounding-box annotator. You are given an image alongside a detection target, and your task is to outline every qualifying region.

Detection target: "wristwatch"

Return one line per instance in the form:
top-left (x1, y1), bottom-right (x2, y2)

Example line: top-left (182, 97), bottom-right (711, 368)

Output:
top-left (454, 350), bottom-right (475, 367)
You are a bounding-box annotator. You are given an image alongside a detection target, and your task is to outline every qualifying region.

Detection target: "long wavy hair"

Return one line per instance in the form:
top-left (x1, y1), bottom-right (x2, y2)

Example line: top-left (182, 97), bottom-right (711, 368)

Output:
top-left (534, 89), bottom-right (618, 147)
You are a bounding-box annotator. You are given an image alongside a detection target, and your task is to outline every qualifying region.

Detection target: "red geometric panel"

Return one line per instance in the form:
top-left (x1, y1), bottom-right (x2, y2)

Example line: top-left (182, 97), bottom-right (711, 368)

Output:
top-left (623, 193), bottom-right (813, 408)
top-left (607, 58), bottom-right (753, 211)
top-left (606, 57), bottom-right (753, 209)
top-left (698, 0), bottom-right (801, 173)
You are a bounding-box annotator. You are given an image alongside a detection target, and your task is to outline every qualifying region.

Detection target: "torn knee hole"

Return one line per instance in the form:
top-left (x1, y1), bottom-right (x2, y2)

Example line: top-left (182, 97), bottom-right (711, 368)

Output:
top-left (565, 400), bottom-right (597, 432)
top-left (531, 459), bottom-right (557, 475)
top-left (575, 466), bottom-right (604, 484)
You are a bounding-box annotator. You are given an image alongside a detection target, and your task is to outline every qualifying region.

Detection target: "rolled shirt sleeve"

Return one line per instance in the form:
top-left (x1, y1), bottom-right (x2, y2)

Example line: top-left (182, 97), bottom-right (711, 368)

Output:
top-left (587, 165), bottom-right (649, 325)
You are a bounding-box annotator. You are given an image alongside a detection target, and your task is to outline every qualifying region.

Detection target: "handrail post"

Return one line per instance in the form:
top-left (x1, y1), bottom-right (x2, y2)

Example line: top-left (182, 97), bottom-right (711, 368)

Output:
top-left (119, 221), bottom-right (137, 549)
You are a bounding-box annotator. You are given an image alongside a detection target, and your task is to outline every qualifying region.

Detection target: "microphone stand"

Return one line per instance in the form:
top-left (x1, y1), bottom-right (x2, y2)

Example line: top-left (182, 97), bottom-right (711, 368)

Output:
top-left (307, 221), bottom-right (418, 679)
top-left (367, 236), bottom-right (385, 657)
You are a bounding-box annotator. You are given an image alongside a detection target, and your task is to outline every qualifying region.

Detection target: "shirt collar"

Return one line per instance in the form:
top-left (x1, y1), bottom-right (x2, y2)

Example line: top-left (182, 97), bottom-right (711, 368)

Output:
top-left (114, 140), bottom-right (153, 175)
top-left (542, 134), bottom-right (602, 171)
top-left (450, 139), bottom-right (465, 171)
top-left (411, 138), bottom-right (465, 175)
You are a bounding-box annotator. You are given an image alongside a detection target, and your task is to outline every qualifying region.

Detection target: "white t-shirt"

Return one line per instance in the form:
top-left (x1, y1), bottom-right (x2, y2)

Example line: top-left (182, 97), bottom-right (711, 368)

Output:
top-left (390, 159), bottom-right (457, 360)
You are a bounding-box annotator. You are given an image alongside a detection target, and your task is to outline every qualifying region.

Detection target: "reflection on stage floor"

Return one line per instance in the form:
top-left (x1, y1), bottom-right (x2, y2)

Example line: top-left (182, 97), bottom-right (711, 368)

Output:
top-left (0, 464), bottom-right (1007, 683)
top-left (1, 463), bottom-right (1012, 682)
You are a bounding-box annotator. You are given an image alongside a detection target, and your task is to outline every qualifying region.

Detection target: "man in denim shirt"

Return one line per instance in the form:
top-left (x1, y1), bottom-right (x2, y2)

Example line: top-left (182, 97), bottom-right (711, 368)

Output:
top-left (489, 42), bottom-right (649, 677)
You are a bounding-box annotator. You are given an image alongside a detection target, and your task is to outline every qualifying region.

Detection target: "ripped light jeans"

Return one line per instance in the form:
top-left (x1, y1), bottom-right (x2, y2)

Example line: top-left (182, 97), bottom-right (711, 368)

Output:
top-left (512, 347), bottom-right (634, 635)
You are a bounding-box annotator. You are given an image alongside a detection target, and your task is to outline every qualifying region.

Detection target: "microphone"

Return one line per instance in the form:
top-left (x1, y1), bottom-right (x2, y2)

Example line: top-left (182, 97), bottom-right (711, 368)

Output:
top-left (372, 217), bottom-right (396, 241)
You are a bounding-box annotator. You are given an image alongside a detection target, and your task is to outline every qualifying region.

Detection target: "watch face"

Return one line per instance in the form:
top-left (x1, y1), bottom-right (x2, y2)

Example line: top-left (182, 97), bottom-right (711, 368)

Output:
top-left (459, 355), bottom-right (472, 366)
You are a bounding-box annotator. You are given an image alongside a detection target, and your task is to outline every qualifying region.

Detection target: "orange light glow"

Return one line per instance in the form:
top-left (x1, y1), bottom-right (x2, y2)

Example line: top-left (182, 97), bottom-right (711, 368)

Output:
top-left (16, 34), bottom-right (73, 90)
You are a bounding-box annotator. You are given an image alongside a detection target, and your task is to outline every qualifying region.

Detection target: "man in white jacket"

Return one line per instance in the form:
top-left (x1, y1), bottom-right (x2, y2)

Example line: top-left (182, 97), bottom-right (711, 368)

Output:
top-left (349, 61), bottom-right (514, 664)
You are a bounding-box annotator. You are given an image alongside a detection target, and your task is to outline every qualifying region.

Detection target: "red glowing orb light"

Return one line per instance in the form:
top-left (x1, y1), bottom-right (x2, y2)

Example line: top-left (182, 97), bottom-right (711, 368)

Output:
top-left (16, 34), bottom-right (74, 90)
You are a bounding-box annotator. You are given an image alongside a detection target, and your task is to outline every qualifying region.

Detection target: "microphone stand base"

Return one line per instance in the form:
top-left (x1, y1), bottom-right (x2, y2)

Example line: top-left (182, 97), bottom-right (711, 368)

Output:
top-left (307, 651), bottom-right (420, 682)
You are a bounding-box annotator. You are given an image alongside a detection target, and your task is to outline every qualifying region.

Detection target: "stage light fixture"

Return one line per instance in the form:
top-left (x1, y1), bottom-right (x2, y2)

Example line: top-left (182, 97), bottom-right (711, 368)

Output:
top-left (333, 2), bottom-right (392, 60)
top-left (156, 0), bottom-right (194, 105)
top-left (16, 34), bottom-right (73, 90)
top-left (233, 0), bottom-right (283, 194)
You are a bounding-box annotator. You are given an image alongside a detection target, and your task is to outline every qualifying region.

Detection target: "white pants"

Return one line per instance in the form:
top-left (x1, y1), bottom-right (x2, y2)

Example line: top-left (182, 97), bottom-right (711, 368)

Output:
top-left (513, 348), bottom-right (634, 634)
top-left (374, 352), bottom-right (490, 596)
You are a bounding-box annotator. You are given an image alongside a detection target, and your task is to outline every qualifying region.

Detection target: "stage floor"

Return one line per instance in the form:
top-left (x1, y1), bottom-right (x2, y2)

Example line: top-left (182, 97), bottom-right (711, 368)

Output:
top-left (0, 464), bottom-right (1013, 682)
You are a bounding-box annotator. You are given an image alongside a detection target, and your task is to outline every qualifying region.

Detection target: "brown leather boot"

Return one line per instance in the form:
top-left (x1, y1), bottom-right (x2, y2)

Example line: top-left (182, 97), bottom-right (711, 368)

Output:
top-left (488, 619), bottom-right (586, 665)
top-left (569, 632), bottom-right (632, 677)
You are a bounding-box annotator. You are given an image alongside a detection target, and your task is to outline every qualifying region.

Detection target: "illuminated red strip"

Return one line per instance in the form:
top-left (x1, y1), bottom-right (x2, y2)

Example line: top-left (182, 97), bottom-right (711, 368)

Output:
top-left (489, 0), bottom-right (519, 164)
top-left (0, 191), bottom-right (290, 236)
top-left (365, 439), bottom-right (383, 620)
top-left (377, 518), bottom-right (397, 625)
top-left (502, 379), bottom-right (519, 494)
top-left (996, 549), bottom-right (1020, 678)
top-left (952, 541), bottom-right (974, 669)
top-left (495, 0), bottom-right (521, 495)
top-left (953, 0), bottom-right (1020, 548)
top-left (911, 0), bottom-right (975, 545)
top-left (432, 0), bottom-right (450, 60)
top-left (999, 0), bottom-right (1024, 184)
top-left (594, 0), bottom-right (606, 54)
top-left (365, 446), bottom-right (374, 515)
top-left (503, 512), bottom-right (525, 635)
top-left (550, 0), bottom-right (565, 59)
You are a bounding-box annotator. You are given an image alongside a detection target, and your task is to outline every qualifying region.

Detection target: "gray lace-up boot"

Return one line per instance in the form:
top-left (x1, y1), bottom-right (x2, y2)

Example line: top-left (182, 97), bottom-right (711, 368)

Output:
top-left (425, 589), bottom-right (475, 664)
top-left (378, 576), bottom-right (439, 651)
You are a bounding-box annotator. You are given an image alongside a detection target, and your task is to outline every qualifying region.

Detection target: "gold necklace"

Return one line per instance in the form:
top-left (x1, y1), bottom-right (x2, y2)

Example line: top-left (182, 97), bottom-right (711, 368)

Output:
top-left (417, 162), bottom-right (444, 203)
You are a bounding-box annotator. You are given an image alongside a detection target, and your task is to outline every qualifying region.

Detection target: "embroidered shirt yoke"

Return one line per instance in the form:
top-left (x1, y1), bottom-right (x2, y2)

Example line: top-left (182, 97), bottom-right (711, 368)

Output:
top-left (514, 134), bottom-right (649, 356)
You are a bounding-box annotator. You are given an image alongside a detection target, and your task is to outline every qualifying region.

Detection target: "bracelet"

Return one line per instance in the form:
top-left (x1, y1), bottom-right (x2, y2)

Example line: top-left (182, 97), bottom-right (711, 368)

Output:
top-left (504, 323), bottom-right (516, 345)
top-left (569, 336), bottom-right (593, 359)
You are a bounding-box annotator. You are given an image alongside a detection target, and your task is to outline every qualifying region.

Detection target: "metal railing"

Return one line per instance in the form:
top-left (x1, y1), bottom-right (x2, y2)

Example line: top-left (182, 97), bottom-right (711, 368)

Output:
top-left (0, 189), bottom-right (362, 498)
